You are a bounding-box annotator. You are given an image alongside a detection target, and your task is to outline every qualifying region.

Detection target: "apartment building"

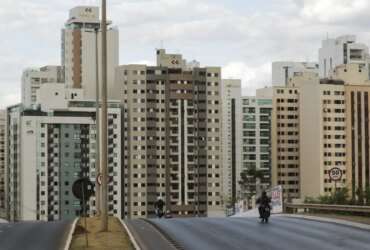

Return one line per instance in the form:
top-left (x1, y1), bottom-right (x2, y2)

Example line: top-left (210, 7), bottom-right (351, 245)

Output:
top-left (300, 78), bottom-right (347, 199)
top-left (344, 85), bottom-right (370, 198)
top-left (271, 63), bottom-right (370, 200)
top-left (0, 110), bottom-right (5, 217)
top-left (116, 49), bottom-right (223, 219)
top-left (62, 6), bottom-right (119, 99)
top-left (272, 61), bottom-right (319, 86)
top-left (6, 85), bottom-right (122, 221)
top-left (221, 79), bottom-right (242, 205)
top-left (241, 92), bottom-right (272, 198)
top-left (319, 35), bottom-right (370, 78)
top-left (21, 66), bottom-right (64, 108)
top-left (271, 83), bottom-right (300, 200)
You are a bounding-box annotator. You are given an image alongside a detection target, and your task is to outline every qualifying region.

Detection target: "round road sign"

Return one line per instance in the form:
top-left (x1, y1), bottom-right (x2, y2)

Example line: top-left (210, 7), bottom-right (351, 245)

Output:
top-left (329, 167), bottom-right (342, 181)
top-left (72, 178), bottom-right (95, 200)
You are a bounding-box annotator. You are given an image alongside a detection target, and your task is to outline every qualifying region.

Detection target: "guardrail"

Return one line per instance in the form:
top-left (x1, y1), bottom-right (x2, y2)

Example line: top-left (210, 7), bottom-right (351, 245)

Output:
top-left (285, 203), bottom-right (370, 213)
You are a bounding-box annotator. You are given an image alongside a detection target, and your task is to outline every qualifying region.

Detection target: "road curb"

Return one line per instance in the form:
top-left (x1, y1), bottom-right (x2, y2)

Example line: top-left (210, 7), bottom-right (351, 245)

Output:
top-left (142, 219), bottom-right (183, 250)
top-left (64, 217), bottom-right (78, 250)
top-left (118, 218), bottom-right (141, 250)
top-left (281, 214), bottom-right (370, 231)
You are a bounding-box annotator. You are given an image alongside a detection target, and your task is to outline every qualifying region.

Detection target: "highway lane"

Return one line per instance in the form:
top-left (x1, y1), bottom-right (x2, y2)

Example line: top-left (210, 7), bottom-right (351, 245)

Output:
top-left (150, 216), bottom-right (370, 250)
top-left (0, 220), bottom-right (72, 250)
top-left (126, 219), bottom-right (177, 250)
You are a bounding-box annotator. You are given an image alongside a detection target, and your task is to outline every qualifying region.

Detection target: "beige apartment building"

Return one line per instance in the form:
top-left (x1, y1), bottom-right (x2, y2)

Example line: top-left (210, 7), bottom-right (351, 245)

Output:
top-left (116, 49), bottom-right (223, 219)
top-left (300, 78), bottom-right (347, 199)
top-left (344, 84), bottom-right (370, 198)
top-left (271, 84), bottom-right (300, 200)
top-left (221, 79), bottom-right (242, 205)
top-left (0, 110), bottom-right (5, 217)
top-left (272, 64), bottom-right (370, 201)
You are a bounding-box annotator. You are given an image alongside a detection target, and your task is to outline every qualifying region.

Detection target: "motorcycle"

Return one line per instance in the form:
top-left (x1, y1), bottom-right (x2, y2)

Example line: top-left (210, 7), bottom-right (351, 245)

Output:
top-left (260, 205), bottom-right (271, 223)
top-left (155, 208), bottom-right (164, 218)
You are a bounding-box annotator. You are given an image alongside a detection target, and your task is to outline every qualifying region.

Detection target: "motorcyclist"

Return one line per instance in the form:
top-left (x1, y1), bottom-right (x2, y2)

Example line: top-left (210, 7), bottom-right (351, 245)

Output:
top-left (154, 196), bottom-right (165, 218)
top-left (256, 191), bottom-right (271, 218)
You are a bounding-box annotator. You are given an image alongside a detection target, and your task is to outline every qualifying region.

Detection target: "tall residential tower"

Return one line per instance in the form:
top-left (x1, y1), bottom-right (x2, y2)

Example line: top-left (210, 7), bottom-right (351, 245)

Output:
top-left (0, 110), bottom-right (6, 217)
top-left (62, 6), bottom-right (119, 99)
top-left (221, 79), bottom-right (242, 206)
top-left (116, 49), bottom-right (224, 219)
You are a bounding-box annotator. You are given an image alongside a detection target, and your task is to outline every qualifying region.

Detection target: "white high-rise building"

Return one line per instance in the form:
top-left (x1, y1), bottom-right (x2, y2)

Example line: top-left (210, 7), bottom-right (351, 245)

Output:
top-left (7, 84), bottom-right (122, 221)
top-left (241, 90), bottom-right (272, 199)
top-left (0, 110), bottom-right (6, 217)
top-left (221, 79), bottom-right (242, 206)
top-left (62, 6), bottom-right (119, 99)
top-left (319, 35), bottom-right (370, 78)
top-left (21, 66), bottom-right (64, 108)
top-left (272, 61), bottom-right (319, 86)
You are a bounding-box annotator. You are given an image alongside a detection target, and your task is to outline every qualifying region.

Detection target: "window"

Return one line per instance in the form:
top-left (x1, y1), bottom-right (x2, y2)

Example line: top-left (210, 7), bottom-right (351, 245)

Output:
top-left (244, 123), bottom-right (255, 129)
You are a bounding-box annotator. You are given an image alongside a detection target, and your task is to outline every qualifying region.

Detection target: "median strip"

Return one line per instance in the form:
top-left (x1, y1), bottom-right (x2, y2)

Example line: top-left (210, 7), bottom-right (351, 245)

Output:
top-left (69, 216), bottom-right (135, 250)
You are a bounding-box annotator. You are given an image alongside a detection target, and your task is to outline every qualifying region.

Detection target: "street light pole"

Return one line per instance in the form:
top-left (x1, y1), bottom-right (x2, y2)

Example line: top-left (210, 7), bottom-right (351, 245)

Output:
top-left (95, 27), bottom-right (101, 216)
top-left (100, 0), bottom-right (108, 232)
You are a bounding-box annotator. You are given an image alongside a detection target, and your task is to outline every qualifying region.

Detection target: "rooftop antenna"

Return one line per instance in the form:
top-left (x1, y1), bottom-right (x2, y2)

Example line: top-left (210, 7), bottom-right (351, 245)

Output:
top-left (326, 32), bottom-right (329, 40)
top-left (160, 40), bottom-right (164, 49)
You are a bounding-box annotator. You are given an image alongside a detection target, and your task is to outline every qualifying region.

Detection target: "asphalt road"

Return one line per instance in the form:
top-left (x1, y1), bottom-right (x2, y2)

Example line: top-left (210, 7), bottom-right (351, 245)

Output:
top-left (148, 216), bottom-right (370, 250)
top-left (126, 219), bottom-right (177, 250)
top-left (0, 220), bottom-right (72, 250)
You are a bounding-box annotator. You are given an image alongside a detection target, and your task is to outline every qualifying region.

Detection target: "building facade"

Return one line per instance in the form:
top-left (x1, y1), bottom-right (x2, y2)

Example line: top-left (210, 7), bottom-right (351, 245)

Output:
top-left (271, 68), bottom-right (370, 201)
top-left (271, 85), bottom-right (300, 200)
top-left (221, 79), bottom-right (242, 206)
top-left (116, 49), bottom-right (224, 219)
top-left (0, 110), bottom-right (5, 217)
top-left (21, 66), bottom-right (64, 108)
top-left (62, 6), bottom-right (119, 99)
top-left (241, 94), bottom-right (272, 199)
top-left (272, 61), bottom-right (319, 86)
top-left (345, 85), bottom-right (370, 198)
top-left (6, 85), bottom-right (122, 221)
top-left (299, 79), bottom-right (347, 199)
top-left (319, 35), bottom-right (370, 78)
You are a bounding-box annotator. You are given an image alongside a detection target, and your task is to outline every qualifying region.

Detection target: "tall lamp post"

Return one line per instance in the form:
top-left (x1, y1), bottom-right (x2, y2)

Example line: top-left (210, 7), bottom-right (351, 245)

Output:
top-left (100, 0), bottom-right (108, 232)
top-left (95, 27), bottom-right (101, 216)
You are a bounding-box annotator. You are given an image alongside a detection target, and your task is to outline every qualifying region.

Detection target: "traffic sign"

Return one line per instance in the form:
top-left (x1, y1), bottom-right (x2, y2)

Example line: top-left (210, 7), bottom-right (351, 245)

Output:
top-left (72, 178), bottom-right (95, 200)
top-left (329, 167), bottom-right (342, 181)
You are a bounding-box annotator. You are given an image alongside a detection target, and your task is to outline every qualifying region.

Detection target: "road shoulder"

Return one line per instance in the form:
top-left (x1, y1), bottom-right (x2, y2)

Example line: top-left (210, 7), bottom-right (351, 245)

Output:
top-left (280, 214), bottom-right (370, 231)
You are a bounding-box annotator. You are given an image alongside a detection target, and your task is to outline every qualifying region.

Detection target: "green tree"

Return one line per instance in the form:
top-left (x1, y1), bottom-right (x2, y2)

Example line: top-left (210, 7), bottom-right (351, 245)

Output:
top-left (239, 168), bottom-right (265, 199)
top-left (332, 187), bottom-right (349, 205)
top-left (364, 186), bottom-right (370, 205)
top-left (356, 187), bottom-right (365, 205)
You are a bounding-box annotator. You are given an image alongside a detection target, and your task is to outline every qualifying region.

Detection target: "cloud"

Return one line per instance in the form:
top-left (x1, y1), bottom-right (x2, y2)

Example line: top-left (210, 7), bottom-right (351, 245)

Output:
top-left (2, 0), bottom-right (370, 109)
top-left (0, 93), bottom-right (20, 109)
top-left (301, 0), bottom-right (370, 24)
top-left (222, 62), bottom-right (271, 96)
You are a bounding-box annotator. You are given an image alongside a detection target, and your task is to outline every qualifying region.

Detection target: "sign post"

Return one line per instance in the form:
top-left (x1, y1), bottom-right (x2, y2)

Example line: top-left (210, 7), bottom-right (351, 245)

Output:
top-left (329, 167), bottom-right (343, 201)
top-left (72, 178), bottom-right (95, 247)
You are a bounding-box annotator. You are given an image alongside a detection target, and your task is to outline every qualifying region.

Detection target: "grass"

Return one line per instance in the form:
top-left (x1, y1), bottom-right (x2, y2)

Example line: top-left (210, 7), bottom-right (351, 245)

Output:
top-left (70, 216), bottom-right (134, 250)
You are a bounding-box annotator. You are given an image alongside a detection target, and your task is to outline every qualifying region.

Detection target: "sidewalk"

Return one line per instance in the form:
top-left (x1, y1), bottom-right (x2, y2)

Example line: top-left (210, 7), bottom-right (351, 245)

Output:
top-left (297, 213), bottom-right (370, 225)
top-left (70, 216), bottom-right (134, 250)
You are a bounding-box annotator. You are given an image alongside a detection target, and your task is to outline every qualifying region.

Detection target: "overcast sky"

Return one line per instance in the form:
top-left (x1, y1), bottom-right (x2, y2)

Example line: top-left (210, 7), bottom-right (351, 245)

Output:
top-left (1, 0), bottom-right (370, 108)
